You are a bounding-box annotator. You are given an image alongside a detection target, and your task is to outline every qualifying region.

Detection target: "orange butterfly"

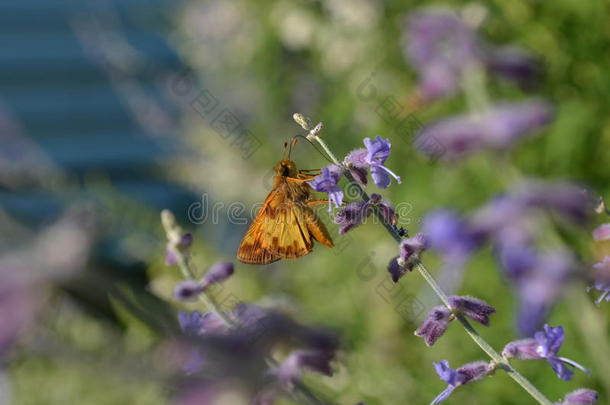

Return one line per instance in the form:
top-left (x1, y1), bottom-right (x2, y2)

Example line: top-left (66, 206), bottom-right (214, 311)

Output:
top-left (237, 143), bottom-right (334, 264)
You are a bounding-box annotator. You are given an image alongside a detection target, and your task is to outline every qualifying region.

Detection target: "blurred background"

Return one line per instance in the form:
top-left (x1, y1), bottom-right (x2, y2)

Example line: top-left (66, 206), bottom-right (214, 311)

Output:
top-left (1, 0), bottom-right (610, 404)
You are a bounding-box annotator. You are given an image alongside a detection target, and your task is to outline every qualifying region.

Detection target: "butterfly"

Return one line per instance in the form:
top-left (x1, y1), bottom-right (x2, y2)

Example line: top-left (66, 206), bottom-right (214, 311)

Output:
top-left (237, 142), bottom-right (334, 264)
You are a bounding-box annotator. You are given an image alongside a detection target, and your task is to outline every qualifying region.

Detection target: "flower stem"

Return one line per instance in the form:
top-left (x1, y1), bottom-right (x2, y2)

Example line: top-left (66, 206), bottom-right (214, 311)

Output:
top-left (306, 130), bottom-right (554, 405)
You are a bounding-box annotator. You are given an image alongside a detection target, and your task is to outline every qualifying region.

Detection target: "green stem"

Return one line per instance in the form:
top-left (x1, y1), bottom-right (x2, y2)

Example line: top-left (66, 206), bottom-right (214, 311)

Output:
top-left (307, 133), bottom-right (554, 405)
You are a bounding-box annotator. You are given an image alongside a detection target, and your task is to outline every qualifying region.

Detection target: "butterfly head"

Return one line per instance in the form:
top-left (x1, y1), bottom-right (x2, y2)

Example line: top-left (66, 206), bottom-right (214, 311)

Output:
top-left (275, 159), bottom-right (298, 177)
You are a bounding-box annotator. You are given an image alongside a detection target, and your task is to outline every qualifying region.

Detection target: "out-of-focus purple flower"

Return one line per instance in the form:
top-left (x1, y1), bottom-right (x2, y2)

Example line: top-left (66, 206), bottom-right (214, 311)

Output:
top-left (414, 306), bottom-right (453, 346)
top-left (272, 349), bottom-right (334, 384)
top-left (202, 262), bottom-right (234, 287)
top-left (516, 251), bottom-right (574, 336)
top-left (415, 100), bottom-right (553, 161)
top-left (403, 8), bottom-right (481, 101)
top-left (503, 324), bottom-right (589, 381)
top-left (174, 280), bottom-right (204, 301)
top-left (593, 223), bottom-right (610, 241)
top-left (558, 389), bottom-right (599, 405)
top-left (589, 257), bottom-right (610, 304)
top-left (485, 46), bottom-right (542, 90)
top-left (309, 164), bottom-right (343, 212)
top-left (344, 137), bottom-right (401, 188)
top-left (178, 311), bottom-right (225, 337)
top-left (431, 360), bottom-right (491, 404)
top-left (448, 296), bottom-right (496, 326)
top-left (334, 201), bottom-right (372, 234)
top-left (423, 210), bottom-right (479, 257)
top-left (387, 233), bottom-right (429, 282)
top-left (516, 181), bottom-right (592, 224)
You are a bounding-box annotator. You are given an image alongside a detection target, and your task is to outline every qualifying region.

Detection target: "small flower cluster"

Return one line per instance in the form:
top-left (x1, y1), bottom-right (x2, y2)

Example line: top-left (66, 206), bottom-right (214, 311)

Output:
top-left (309, 136), bottom-right (401, 214)
top-left (161, 209), bottom-right (193, 266)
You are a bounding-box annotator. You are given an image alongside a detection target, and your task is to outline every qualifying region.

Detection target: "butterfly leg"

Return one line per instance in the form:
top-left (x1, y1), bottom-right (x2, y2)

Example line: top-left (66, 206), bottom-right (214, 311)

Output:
top-left (307, 199), bottom-right (329, 206)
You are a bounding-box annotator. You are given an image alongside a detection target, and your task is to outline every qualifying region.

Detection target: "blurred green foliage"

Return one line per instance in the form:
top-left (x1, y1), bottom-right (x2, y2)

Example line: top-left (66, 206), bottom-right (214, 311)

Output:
top-left (9, 0), bottom-right (610, 404)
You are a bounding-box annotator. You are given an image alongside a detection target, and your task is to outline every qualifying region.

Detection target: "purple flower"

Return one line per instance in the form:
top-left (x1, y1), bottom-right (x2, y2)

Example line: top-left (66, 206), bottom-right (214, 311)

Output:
top-left (558, 389), bottom-right (598, 405)
top-left (387, 233), bottom-right (429, 282)
top-left (516, 181), bottom-right (592, 224)
top-left (309, 164), bottom-right (344, 212)
top-left (403, 8), bottom-right (481, 101)
top-left (174, 280), bottom-right (204, 301)
top-left (593, 223), bottom-right (610, 241)
top-left (448, 296), bottom-right (496, 326)
top-left (178, 311), bottom-right (225, 336)
top-left (589, 257), bottom-right (610, 304)
top-left (516, 251), bottom-right (573, 336)
top-left (364, 136), bottom-right (402, 188)
top-left (165, 233), bottom-right (193, 265)
top-left (414, 306), bottom-right (453, 346)
top-left (334, 200), bottom-right (372, 234)
top-left (344, 137), bottom-right (402, 189)
top-left (272, 349), bottom-right (334, 383)
top-left (423, 210), bottom-right (479, 257)
top-left (415, 101), bottom-right (553, 161)
top-left (485, 46), bottom-right (542, 91)
top-left (370, 193), bottom-right (398, 226)
top-left (503, 324), bottom-right (589, 381)
top-left (432, 360), bottom-right (491, 404)
top-left (201, 262), bottom-right (234, 287)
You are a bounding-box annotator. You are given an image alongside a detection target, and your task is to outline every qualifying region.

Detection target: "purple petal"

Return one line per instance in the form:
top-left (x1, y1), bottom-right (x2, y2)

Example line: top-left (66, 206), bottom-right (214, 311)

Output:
top-left (415, 306), bottom-right (453, 346)
top-left (535, 324), bottom-right (564, 358)
top-left (174, 281), bottom-right (204, 301)
top-left (448, 296), bottom-right (496, 326)
top-left (561, 389), bottom-right (598, 405)
top-left (202, 262), bottom-right (234, 286)
top-left (364, 136), bottom-right (391, 166)
top-left (502, 338), bottom-right (541, 360)
top-left (547, 357), bottom-right (574, 381)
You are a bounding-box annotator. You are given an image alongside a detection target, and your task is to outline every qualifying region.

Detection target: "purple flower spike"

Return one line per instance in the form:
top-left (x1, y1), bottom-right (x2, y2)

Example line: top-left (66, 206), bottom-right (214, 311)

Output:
top-left (201, 262), bottom-right (234, 288)
top-left (309, 164), bottom-right (344, 212)
top-left (559, 389), bottom-right (599, 405)
top-left (448, 296), bottom-right (496, 326)
top-left (423, 210), bottom-right (478, 257)
top-left (363, 136), bottom-right (401, 188)
top-left (414, 306), bottom-right (453, 346)
top-left (403, 9), bottom-right (481, 101)
top-left (174, 280), bottom-right (204, 301)
top-left (388, 233), bottom-right (429, 282)
top-left (334, 201), bottom-right (372, 234)
top-left (503, 324), bottom-right (589, 381)
top-left (593, 223), bottom-right (610, 241)
top-left (415, 101), bottom-right (553, 161)
top-left (431, 360), bottom-right (491, 404)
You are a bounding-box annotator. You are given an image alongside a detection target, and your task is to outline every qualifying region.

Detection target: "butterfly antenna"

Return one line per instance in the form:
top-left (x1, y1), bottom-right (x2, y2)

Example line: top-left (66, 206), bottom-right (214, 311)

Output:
top-left (288, 137), bottom-right (299, 159)
top-left (292, 135), bottom-right (334, 164)
top-left (282, 141), bottom-right (289, 158)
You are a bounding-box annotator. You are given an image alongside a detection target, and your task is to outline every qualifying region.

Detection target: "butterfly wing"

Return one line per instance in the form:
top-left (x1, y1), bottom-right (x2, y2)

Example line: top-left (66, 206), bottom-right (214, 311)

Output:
top-left (237, 182), bottom-right (314, 264)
